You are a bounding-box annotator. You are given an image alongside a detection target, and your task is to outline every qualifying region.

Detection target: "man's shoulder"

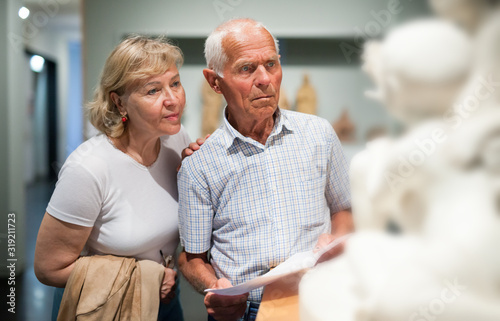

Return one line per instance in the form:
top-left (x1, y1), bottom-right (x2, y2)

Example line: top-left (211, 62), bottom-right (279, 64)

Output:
top-left (282, 109), bottom-right (333, 135)
top-left (181, 127), bottom-right (229, 168)
top-left (282, 109), bottom-right (329, 125)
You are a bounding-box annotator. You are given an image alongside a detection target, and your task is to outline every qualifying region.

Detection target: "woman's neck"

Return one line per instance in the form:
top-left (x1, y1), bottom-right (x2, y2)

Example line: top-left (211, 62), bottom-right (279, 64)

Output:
top-left (111, 129), bottom-right (160, 167)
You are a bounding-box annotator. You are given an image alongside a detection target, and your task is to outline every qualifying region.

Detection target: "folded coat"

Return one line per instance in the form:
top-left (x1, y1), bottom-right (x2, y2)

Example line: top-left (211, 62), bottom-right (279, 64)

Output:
top-left (57, 255), bottom-right (165, 321)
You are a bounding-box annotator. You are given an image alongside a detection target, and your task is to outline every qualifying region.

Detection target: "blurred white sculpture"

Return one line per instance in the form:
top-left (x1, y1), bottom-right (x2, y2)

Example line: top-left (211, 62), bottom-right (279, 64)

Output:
top-left (363, 19), bottom-right (471, 127)
top-left (354, 19), bottom-right (472, 230)
top-left (300, 17), bottom-right (500, 321)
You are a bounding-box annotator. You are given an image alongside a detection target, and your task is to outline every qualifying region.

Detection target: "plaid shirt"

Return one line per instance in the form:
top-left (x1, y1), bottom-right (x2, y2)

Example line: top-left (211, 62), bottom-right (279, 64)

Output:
top-left (178, 108), bottom-right (351, 301)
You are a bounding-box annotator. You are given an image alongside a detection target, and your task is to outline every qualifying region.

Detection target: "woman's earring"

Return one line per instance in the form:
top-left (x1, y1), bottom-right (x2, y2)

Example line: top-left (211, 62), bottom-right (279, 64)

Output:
top-left (121, 114), bottom-right (128, 123)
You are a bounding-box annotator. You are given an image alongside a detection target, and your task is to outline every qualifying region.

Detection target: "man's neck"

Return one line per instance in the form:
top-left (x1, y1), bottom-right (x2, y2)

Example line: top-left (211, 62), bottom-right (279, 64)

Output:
top-left (227, 110), bottom-right (277, 145)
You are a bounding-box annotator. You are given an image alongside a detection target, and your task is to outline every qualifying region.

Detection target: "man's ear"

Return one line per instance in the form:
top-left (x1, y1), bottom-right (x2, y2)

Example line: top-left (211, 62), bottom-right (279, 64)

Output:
top-left (203, 69), bottom-right (222, 94)
top-left (110, 92), bottom-right (126, 114)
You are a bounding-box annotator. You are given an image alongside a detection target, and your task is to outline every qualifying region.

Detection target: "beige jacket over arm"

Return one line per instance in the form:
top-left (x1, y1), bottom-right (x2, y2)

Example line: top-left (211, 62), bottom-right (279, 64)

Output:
top-left (57, 255), bottom-right (165, 321)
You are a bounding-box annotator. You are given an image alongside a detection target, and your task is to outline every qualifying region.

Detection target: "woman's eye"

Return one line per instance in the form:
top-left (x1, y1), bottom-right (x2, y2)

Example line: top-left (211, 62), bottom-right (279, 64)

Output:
top-left (147, 88), bottom-right (159, 95)
top-left (172, 81), bottom-right (180, 87)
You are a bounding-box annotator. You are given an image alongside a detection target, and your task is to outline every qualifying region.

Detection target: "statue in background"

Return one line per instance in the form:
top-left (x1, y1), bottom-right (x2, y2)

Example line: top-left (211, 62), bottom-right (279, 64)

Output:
top-left (201, 79), bottom-right (224, 136)
top-left (295, 74), bottom-right (317, 115)
top-left (429, 0), bottom-right (499, 34)
top-left (331, 109), bottom-right (356, 143)
top-left (365, 125), bottom-right (387, 142)
top-left (278, 87), bottom-right (291, 110)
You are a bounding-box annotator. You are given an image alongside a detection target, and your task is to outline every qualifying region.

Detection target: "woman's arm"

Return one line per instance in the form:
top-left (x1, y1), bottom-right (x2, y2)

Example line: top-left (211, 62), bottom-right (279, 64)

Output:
top-left (34, 212), bottom-right (92, 287)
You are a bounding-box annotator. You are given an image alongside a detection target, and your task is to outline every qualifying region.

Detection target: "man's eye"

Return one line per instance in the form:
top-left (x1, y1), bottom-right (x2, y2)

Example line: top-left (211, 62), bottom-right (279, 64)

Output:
top-left (242, 66), bottom-right (250, 72)
top-left (148, 88), bottom-right (159, 95)
top-left (268, 62), bottom-right (275, 67)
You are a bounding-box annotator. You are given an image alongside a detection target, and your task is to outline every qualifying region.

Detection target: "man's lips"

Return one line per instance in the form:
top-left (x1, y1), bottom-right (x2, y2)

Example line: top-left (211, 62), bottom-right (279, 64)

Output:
top-left (252, 95), bottom-right (273, 101)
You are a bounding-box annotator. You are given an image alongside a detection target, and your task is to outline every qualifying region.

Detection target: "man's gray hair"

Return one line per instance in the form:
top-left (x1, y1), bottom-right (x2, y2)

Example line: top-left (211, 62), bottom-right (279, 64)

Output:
top-left (204, 18), bottom-right (280, 77)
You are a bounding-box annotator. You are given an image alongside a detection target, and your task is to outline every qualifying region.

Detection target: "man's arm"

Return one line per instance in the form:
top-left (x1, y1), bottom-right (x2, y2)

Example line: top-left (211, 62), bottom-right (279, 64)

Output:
top-left (178, 250), bottom-right (217, 293)
top-left (177, 140), bottom-right (247, 321)
top-left (314, 209), bottom-right (353, 264)
top-left (178, 250), bottom-right (248, 321)
top-left (331, 209), bottom-right (354, 236)
top-left (313, 119), bottom-right (354, 263)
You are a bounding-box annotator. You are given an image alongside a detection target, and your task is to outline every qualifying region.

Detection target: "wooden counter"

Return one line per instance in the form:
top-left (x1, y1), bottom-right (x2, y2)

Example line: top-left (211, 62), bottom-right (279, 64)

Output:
top-left (255, 269), bottom-right (307, 321)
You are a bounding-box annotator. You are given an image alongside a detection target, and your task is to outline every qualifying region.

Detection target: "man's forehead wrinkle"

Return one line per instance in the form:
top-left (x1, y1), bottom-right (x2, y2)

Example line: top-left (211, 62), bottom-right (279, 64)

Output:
top-left (222, 29), bottom-right (276, 65)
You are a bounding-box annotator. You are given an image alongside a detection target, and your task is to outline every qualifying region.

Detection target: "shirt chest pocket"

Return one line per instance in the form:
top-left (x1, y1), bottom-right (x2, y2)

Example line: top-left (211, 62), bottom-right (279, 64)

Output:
top-left (297, 143), bottom-right (329, 182)
top-left (290, 143), bottom-right (330, 231)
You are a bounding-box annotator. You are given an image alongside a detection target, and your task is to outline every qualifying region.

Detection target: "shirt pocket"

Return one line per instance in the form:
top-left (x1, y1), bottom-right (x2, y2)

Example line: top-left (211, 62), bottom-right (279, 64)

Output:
top-left (297, 142), bottom-right (328, 182)
top-left (297, 177), bottom-right (328, 230)
top-left (295, 143), bottom-right (329, 231)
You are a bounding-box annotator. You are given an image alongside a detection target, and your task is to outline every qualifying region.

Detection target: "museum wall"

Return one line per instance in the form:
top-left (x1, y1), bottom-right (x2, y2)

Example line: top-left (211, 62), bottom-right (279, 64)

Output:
top-left (26, 24), bottom-right (81, 167)
top-left (0, 0), bottom-right (27, 277)
top-left (83, 0), bottom-right (431, 152)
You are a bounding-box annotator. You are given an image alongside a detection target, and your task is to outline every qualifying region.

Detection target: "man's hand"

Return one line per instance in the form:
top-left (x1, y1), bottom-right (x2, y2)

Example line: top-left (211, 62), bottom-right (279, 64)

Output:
top-left (313, 209), bottom-right (353, 264)
top-left (313, 233), bottom-right (346, 264)
top-left (204, 278), bottom-right (248, 321)
top-left (177, 135), bottom-right (210, 171)
top-left (160, 267), bottom-right (177, 304)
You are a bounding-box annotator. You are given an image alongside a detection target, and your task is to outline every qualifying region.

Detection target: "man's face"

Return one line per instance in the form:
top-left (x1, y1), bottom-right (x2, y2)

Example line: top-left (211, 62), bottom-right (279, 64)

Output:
top-left (218, 28), bottom-right (282, 122)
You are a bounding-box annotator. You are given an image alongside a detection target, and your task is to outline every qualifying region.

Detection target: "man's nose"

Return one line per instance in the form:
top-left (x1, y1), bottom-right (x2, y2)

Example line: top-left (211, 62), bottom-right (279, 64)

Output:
top-left (254, 65), bottom-right (271, 87)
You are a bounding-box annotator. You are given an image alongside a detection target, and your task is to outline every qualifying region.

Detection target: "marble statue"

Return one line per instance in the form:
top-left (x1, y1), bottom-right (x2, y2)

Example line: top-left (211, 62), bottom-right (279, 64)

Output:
top-left (299, 17), bottom-right (500, 321)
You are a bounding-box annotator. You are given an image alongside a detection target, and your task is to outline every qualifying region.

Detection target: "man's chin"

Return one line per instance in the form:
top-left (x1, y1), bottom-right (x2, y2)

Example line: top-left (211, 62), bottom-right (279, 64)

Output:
top-left (251, 101), bottom-right (278, 110)
top-left (252, 104), bottom-right (277, 116)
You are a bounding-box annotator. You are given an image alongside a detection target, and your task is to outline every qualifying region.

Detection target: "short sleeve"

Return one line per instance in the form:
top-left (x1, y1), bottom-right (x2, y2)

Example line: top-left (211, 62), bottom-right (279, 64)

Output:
top-left (324, 120), bottom-right (352, 213)
top-left (46, 161), bottom-right (103, 227)
top-left (177, 161), bottom-right (214, 254)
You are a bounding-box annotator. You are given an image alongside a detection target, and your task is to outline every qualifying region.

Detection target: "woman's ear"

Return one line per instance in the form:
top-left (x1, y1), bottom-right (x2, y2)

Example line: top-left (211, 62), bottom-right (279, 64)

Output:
top-left (203, 69), bottom-right (222, 94)
top-left (110, 92), bottom-right (126, 114)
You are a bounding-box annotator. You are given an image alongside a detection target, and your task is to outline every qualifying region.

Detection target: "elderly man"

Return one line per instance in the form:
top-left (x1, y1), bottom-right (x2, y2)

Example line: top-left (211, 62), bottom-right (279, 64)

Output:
top-left (178, 18), bottom-right (352, 321)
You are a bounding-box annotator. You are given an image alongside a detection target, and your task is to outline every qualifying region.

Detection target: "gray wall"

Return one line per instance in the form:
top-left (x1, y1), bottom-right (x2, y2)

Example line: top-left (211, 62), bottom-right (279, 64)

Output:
top-left (83, 0), bottom-right (430, 143)
top-left (0, 0), bottom-right (27, 277)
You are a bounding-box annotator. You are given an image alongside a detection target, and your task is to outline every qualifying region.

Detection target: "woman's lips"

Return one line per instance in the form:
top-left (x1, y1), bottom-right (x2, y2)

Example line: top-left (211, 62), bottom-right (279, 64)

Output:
top-left (164, 113), bottom-right (179, 121)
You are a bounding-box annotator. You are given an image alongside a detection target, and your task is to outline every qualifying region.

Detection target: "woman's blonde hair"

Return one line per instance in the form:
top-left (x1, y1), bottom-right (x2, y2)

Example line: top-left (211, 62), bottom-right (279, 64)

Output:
top-left (87, 35), bottom-right (184, 138)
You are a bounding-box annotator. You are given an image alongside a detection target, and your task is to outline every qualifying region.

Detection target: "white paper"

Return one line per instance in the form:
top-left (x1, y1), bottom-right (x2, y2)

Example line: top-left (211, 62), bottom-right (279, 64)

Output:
top-left (205, 234), bottom-right (351, 296)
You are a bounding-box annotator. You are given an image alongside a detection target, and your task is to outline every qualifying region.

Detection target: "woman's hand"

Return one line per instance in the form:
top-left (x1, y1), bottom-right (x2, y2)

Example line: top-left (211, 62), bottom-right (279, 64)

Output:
top-left (177, 134), bottom-right (210, 171)
top-left (160, 267), bottom-right (177, 304)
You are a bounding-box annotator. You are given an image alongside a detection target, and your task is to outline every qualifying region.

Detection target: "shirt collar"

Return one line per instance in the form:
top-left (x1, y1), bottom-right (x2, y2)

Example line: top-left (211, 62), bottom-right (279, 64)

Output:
top-left (221, 106), bottom-right (294, 150)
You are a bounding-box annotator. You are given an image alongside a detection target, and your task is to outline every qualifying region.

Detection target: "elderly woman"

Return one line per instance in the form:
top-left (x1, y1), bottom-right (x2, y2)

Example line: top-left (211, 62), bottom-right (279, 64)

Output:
top-left (34, 36), bottom-right (189, 320)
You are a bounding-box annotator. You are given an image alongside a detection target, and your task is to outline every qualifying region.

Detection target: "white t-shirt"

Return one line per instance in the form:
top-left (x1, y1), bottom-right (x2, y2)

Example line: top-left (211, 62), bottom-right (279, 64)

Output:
top-left (47, 129), bottom-right (191, 264)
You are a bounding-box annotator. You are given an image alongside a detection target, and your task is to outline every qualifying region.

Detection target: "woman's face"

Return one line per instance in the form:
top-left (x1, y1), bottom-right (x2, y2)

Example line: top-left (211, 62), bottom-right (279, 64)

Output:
top-left (122, 65), bottom-right (186, 137)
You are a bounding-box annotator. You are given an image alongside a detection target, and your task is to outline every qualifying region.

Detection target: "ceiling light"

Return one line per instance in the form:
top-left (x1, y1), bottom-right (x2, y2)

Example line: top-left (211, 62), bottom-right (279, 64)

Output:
top-left (18, 7), bottom-right (30, 20)
top-left (30, 55), bottom-right (45, 73)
